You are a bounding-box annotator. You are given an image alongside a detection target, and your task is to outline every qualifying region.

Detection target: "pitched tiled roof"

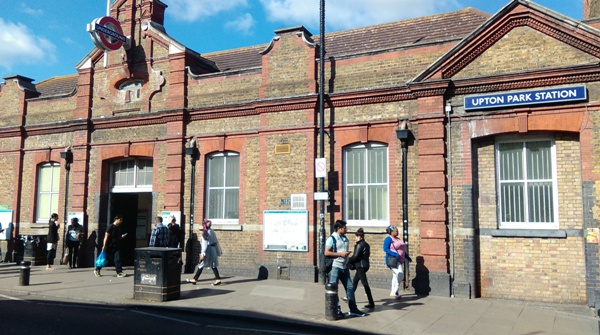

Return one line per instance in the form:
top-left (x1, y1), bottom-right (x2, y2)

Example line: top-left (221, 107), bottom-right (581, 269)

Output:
top-left (35, 74), bottom-right (78, 98)
top-left (34, 8), bottom-right (490, 96)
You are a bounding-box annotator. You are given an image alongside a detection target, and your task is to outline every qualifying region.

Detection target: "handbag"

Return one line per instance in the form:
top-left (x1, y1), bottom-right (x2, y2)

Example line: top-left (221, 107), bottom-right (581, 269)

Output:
top-left (95, 251), bottom-right (107, 268)
top-left (386, 256), bottom-right (399, 268)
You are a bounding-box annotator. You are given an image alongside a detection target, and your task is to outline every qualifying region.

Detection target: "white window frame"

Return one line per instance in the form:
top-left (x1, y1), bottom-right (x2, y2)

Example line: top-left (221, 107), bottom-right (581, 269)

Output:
top-left (205, 152), bottom-right (240, 225)
top-left (496, 136), bottom-right (559, 229)
top-left (36, 162), bottom-right (60, 223)
top-left (110, 158), bottom-right (153, 193)
top-left (343, 143), bottom-right (389, 227)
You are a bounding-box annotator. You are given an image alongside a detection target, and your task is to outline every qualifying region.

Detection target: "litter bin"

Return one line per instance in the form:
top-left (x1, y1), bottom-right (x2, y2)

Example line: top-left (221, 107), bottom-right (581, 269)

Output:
top-left (134, 247), bottom-right (181, 302)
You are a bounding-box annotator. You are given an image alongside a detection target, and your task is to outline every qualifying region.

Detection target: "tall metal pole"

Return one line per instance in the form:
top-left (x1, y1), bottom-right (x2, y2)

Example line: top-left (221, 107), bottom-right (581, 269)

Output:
top-left (401, 141), bottom-right (409, 289)
top-left (185, 145), bottom-right (197, 274)
top-left (318, 0), bottom-right (327, 284)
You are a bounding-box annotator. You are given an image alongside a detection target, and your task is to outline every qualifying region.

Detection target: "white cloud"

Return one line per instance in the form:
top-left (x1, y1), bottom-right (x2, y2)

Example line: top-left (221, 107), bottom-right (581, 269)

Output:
top-left (167, 0), bottom-right (249, 22)
top-left (0, 19), bottom-right (57, 71)
top-left (225, 13), bottom-right (256, 35)
top-left (20, 4), bottom-right (43, 17)
top-left (260, 0), bottom-right (461, 30)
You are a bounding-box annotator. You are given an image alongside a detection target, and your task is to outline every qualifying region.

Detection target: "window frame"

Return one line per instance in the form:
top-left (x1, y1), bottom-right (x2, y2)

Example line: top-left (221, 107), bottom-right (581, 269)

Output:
top-left (110, 158), bottom-right (153, 193)
top-left (495, 136), bottom-right (559, 230)
top-left (205, 151), bottom-right (240, 225)
top-left (36, 162), bottom-right (60, 223)
top-left (343, 142), bottom-right (390, 227)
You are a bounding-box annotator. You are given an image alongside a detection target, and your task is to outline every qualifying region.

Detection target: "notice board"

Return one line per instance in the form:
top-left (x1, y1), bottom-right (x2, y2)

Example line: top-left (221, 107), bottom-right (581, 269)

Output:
top-left (262, 210), bottom-right (308, 252)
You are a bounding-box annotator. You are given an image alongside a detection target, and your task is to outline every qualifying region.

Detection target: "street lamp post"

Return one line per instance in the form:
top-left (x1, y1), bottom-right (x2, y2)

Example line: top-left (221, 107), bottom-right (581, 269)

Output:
top-left (60, 146), bottom-right (73, 265)
top-left (317, 0), bottom-right (327, 284)
top-left (184, 138), bottom-right (199, 274)
top-left (396, 121), bottom-right (411, 289)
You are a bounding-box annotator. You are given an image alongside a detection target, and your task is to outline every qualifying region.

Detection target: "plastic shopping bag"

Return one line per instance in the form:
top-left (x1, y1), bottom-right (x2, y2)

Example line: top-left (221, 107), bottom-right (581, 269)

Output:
top-left (95, 251), bottom-right (107, 269)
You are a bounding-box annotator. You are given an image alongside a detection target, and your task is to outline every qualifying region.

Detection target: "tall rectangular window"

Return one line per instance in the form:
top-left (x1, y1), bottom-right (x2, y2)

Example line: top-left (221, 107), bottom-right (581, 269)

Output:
top-left (37, 163), bottom-right (60, 223)
top-left (344, 143), bottom-right (389, 226)
top-left (497, 139), bottom-right (558, 229)
top-left (206, 152), bottom-right (239, 224)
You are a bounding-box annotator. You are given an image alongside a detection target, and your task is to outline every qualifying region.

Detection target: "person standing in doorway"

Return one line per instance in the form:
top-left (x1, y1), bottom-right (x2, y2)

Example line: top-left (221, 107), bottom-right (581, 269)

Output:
top-left (149, 216), bottom-right (169, 247)
top-left (67, 217), bottom-right (83, 268)
top-left (348, 228), bottom-right (375, 309)
top-left (187, 219), bottom-right (222, 286)
top-left (95, 215), bottom-right (127, 278)
top-left (46, 213), bottom-right (60, 270)
top-left (167, 215), bottom-right (182, 248)
top-left (324, 220), bottom-right (366, 317)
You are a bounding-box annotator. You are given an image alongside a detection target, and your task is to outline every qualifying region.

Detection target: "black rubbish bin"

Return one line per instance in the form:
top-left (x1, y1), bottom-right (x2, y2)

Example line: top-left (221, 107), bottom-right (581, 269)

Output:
top-left (134, 247), bottom-right (181, 302)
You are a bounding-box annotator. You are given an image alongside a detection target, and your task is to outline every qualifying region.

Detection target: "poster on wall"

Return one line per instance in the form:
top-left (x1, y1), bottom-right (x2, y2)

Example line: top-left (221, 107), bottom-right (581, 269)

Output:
top-left (161, 211), bottom-right (181, 227)
top-left (0, 210), bottom-right (12, 240)
top-left (263, 210), bottom-right (308, 252)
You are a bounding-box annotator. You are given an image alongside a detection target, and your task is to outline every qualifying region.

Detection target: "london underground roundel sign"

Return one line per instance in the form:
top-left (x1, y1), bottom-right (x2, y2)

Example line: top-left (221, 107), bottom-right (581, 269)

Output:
top-left (87, 16), bottom-right (127, 51)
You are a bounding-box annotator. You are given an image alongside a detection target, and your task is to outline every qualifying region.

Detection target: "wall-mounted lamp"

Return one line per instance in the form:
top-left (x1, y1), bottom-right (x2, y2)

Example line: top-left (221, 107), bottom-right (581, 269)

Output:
top-left (396, 119), bottom-right (411, 141)
top-left (60, 146), bottom-right (73, 171)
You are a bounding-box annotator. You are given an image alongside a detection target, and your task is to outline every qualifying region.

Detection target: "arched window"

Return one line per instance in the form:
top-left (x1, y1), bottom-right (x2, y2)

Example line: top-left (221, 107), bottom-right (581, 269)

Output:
top-left (205, 152), bottom-right (239, 224)
top-left (344, 143), bottom-right (389, 226)
top-left (36, 162), bottom-right (60, 223)
top-left (118, 80), bottom-right (143, 103)
top-left (111, 158), bottom-right (153, 193)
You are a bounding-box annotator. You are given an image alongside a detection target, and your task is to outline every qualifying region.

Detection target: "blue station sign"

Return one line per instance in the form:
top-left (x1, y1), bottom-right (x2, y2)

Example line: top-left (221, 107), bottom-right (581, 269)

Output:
top-left (464, 85), bottom-right (587, 110)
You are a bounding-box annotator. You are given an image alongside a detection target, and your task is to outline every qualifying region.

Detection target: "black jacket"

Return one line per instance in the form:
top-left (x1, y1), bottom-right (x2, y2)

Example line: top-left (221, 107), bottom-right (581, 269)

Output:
top-left (348, 239), bottom-right (370, 271)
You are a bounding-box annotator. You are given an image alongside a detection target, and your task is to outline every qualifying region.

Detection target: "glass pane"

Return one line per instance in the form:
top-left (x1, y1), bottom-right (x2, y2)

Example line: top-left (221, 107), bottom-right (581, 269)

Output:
top-left (37, 194), bottom-right (50, 220)
top-left (126, 170), bottom-right (134, 185)
top-left (368, 185), bottom-right (388, 220)
top-left (368, 147), bottom-right (387, 183)
top-left (528, 182), bottom-right (553, 222)
top-left (501, 182), bottom-right (524, 222)
top-left (208, 189), bottom-right (224, 219)
top-left (51, 165), bottom-right (60, 191)
top-left (209, 156), bottom-right (225, 187)
top-left (39, 166), bottom-right (51, 192)
top-left (346, 149), bottom-right (365, 184)
top-left (499, 143), bottom-right (522, 181)
top-left (50, 193), bottom-right (59, 215)
top-left (225, 155), bottom-right (240, 187)
top-left (526, 141), bottom-right (551, 180)
top-left (347, 186), bottom-right (365, 220)
top-left (224, 189), bottom-right (239, 219)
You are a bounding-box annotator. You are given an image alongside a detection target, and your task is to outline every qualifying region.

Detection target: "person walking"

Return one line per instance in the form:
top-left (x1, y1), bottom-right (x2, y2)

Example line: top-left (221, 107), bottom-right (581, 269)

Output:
top-left (348, 228), bottom-right (375, 309)
top-left (95, 215), bottom-right (127, 278)
top-left (187, 219), bottom-right (222, 286)
top-left (383, 225), bottom-right (410, 299)
top-left (149, 216), bottom-right (169, 247)
top-left (66, 217), bottom-right (83, 268)
top-left (46, 213), bottom-right (60, 270)
top-left (324, 220), bottom-right (366, 317)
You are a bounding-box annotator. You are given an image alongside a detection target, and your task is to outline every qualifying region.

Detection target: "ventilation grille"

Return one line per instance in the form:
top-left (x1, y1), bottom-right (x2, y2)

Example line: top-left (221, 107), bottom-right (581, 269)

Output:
top-left (275, 144), bottom-right (291, 154)
top-left (291, 194), bottom-right (307, 210)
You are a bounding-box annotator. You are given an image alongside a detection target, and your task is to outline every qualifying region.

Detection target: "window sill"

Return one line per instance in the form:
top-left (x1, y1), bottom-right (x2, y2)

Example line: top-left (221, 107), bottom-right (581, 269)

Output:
top-left (211, 224), bottom-right (243, 231)
top-left (483, 229), bottom-right (576, 238)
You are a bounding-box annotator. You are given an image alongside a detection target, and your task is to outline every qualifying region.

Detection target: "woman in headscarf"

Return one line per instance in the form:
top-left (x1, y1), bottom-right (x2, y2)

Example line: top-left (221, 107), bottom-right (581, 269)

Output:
top-left (187, 219), bottom-right (222, 286)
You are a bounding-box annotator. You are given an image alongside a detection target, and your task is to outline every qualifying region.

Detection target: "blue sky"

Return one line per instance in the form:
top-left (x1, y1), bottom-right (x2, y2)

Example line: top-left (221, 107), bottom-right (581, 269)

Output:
top-left (0, 0), bottom-right (583, 83)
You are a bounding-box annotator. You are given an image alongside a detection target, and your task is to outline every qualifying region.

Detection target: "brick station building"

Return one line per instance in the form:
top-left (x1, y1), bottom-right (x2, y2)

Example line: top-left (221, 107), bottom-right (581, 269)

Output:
top-left (2, 0), bottom-right (600, 308)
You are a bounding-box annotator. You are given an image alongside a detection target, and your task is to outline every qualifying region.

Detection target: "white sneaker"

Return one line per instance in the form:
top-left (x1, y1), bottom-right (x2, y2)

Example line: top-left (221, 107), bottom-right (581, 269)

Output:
top-left (94, 269), bottom-right (101, 277)
top-left (117, 272), bottom-right (127, 278)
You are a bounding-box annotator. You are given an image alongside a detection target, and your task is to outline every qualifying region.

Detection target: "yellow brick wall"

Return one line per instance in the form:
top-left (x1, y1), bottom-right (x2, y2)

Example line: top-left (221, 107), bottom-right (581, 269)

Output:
top-left (476, 133), bottom-right (586, 303)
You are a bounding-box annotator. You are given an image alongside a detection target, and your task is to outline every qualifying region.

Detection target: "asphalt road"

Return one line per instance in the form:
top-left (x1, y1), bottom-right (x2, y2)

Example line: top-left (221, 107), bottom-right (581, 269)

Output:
top-left (0, 292), bottom-right (364, 335)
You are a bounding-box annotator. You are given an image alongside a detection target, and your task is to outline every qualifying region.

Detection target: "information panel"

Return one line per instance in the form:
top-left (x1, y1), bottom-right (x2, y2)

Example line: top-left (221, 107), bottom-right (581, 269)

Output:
top-left (263, 210), bottom-right (308, 252)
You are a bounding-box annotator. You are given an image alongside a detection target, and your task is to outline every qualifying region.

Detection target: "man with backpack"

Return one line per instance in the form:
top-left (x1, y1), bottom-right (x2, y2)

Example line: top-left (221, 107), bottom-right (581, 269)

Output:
top-left (324, 220), bottom-right (366, 317)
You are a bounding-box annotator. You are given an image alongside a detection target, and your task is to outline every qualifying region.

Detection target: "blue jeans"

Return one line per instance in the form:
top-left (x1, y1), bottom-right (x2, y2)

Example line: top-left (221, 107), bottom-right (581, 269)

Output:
top-left (328, 267), bottom-right (358, 311)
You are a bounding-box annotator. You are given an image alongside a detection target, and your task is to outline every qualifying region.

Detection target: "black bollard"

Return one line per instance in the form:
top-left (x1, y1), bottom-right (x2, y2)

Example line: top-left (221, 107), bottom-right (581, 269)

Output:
top-left (325, 282), bottom-right (339, 320)
top-left (19, 261), bottom-right (31, 286)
